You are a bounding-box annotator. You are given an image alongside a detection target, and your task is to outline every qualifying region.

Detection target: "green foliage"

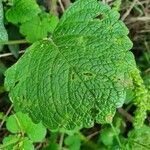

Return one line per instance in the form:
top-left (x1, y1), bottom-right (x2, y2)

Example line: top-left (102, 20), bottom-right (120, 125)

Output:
top-left (0, 112), bottom-right (46, 149)
top-left (5, 0), bottom-right (58, 43)
top-left (4, 0), bottom-right (146, 132)
top-left (98, 118), bottom-right (123, 149)
top-left (6, 0), bottom-right (41, 24)
top-left (112, 0), bottom-right (122, 11)
top-left (20, 13), bottom-right (59, 42)
top-left (126, 125), bottom-right (150, 149)
top-left (138, 51), bottom-right (150, 71)
top-left (1, 135), bottom-right (34, 150)
top-left (6, 112), bottom-right (46, 142)
top-left (144, 73), bottom-right (150, 90)
top-left (0, 112), bottom-right (4, 120)
top-left (98, 122), bottom-right (150, 149)
top-left (0, 0), bottom-right (8, 50)
top-left (65, 134), bottom-right (81, 150)
top-left (100, 127), bottom-right (117, 146)
top-left (131, 73), bottom-right (149, 128)
top-left (43, 133), bottom-right (59, 150)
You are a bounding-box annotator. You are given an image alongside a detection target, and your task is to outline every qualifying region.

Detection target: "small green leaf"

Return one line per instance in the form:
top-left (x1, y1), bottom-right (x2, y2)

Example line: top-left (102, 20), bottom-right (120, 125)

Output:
top-left (20, 13), bottom-right (59, 42)
top-left (2, 135), bottom-right (34, 150)
top-left (27, 120), bottom-right (47, 142)
top-left (18, 137), bottom-right (34, 150)
top-left (6, 112), bottom-right (30, 133)
top-left (43, 133), bottom-right (59, 150)
top-left (2, 135), bottom-right (20, 150)
top-left (43, 143), bottom-right (59, 150)
top-left (65, 134), bottom-right (81, 150)
top-left (6, 112), bottom-right (46, 142)
top-left (6, 0), bottom-right (41, 24)
top-left (100, 128), bottom-right (116, 146)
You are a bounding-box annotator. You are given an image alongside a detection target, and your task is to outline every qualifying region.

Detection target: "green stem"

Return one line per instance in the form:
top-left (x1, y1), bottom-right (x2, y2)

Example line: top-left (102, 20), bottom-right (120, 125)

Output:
top-left (0, 137), bottom-right (20, 149)
top-left (0, 39), bottom-right (28, 45)
top-left (110, 123), bottom-right (123, 148)
top-left (132, 140), bottom-right (150, 149)
top-left (59, 133), bottom-right (64, 150)
top-left (78, 132), bottom-right (98, 149)
top-left (13, 113), bottom-right (24, 136)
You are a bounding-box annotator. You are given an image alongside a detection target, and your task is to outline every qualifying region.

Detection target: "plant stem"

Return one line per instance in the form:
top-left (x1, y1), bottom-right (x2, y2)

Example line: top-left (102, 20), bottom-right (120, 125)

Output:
top-left (132, 140), bottom-right (150, 149)
top-left (0, 50), bottom-right (25, 58)
top-left (118, 108), bottom-right (133, 122)
top-left (59, 133), bottom-right (64, 150)
top-left (110, 123), bottom-right (123, 148)
top-left (58, 0), bottom-right (65, 12)
top-left (0, 138), bottom-right (19, 149)
top-left (13, 113), bottom-right (24, 136)
top-left (0, 105), bottom-right (13, 129)
top-left (0, 39), bottom-right (28, 45)
top-left (78, 132), bottom-right (98, 149)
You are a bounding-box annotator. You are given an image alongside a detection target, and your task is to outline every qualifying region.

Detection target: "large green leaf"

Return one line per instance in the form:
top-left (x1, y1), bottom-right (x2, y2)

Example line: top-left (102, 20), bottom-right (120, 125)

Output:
top-left (5, 0), bottom-right (143, 131)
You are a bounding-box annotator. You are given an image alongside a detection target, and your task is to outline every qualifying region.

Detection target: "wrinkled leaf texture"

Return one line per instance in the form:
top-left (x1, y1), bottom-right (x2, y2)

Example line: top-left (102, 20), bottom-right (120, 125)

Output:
top-left (5, 0), bottom-right (142, 132)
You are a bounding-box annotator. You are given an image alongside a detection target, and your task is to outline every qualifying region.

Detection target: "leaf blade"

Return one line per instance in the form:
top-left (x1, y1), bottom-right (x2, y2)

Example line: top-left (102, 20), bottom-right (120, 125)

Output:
top-left (5, 0), bottom-right (142, 132)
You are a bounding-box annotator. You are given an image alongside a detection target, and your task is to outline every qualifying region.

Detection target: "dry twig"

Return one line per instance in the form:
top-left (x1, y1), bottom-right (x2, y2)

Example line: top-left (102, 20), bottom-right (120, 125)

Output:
top-left (0, 105), bottom-right (13, 129)
top-left (121, 0), bottom-right (138, 21)
top-left (62, 0), bottom-right (71, 8)
top-left (58, 0), bottom-right (65, 12)
top-left (118, 108), bottom-right (133, 122)
top-left (0, 50), bottom-right (25, 58)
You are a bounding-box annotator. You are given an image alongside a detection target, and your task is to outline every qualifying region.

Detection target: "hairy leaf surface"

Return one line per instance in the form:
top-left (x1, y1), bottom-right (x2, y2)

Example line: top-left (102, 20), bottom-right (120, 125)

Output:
top-left (5, 0), bottom-right (142, 131)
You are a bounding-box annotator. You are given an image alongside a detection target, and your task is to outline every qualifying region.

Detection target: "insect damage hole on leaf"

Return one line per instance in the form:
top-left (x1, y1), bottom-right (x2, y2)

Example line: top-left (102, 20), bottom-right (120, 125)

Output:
top-left (83, 72), bottom-right (94, 77)
top-left (14, 81), bottom-right (19, 87)
top-left (71, 73), bottom-right (75, 80)
top-left (94, 13), bottom-right (104, 20)
top-left (90, 108), bottom-right (99, 118)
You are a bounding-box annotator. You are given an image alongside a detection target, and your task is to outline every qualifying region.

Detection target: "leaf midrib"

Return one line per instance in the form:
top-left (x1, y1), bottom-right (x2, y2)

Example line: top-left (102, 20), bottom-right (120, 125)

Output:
top-left (48, 38), bottom-right (99, 108)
